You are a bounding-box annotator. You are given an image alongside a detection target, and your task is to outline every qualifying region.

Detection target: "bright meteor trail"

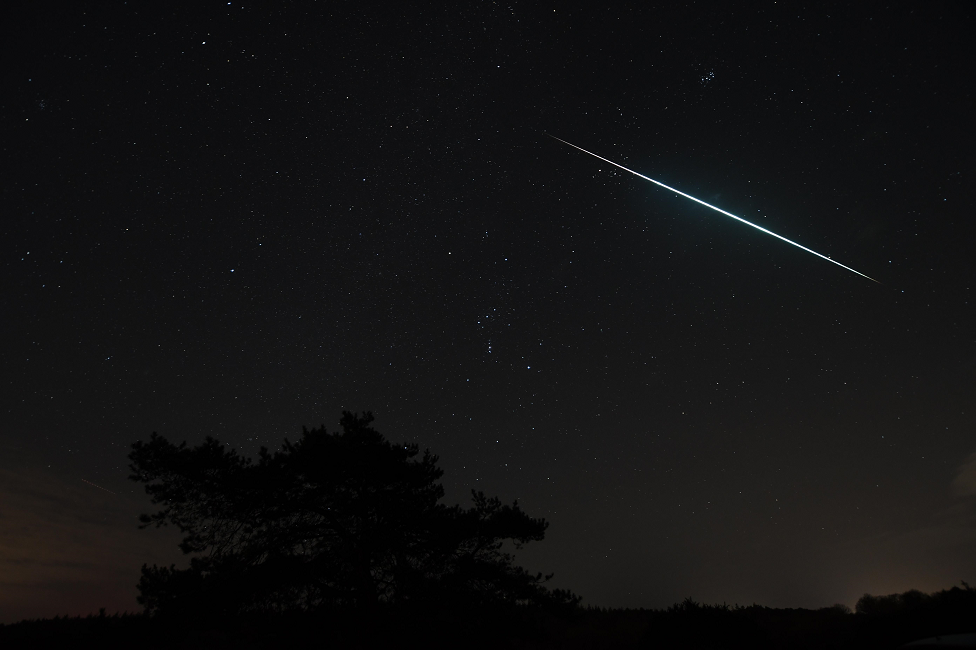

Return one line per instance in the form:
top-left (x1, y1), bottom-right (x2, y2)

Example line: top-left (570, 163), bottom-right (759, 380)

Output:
top-left (549, 135), bottom-right (878, 283)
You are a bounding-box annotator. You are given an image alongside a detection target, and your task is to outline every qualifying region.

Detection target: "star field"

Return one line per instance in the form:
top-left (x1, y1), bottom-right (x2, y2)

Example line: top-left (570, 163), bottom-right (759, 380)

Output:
top-left (2, 2), bottom-right (975, 621)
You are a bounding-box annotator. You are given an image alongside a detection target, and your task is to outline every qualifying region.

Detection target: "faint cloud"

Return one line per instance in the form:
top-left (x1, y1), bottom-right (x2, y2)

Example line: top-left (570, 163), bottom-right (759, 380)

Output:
top-left (953, 451), bottom-right (976, 497)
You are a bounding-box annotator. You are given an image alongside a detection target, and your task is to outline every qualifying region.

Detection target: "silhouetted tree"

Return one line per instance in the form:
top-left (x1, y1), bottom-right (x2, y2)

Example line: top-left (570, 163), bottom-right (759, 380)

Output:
top-left (129, 412), bottom-right (577, 617)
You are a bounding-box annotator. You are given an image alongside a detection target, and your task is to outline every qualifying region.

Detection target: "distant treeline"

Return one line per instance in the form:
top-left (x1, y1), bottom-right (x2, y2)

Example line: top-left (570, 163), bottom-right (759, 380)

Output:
top-left (564, 584), bottom-right (976, 649)
top-left (2, 583), bottom-right (975, 649)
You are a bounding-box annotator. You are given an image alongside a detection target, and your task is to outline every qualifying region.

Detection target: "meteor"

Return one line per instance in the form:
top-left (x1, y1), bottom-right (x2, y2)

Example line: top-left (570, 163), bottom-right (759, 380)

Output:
top-left (549, 135), bottom-right (878, 283)
top-left (81, 478), bottom-right (116, 495)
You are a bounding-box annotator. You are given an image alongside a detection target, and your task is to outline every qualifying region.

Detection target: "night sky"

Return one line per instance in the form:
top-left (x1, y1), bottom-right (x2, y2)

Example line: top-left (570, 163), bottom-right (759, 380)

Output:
top-left (3, 2), bottom-right (975, 623)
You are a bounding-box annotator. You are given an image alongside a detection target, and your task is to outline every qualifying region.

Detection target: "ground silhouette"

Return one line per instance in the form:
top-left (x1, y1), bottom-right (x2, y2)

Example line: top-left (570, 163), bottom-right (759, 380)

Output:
top-left (3, 585), bottom-right (975, 648)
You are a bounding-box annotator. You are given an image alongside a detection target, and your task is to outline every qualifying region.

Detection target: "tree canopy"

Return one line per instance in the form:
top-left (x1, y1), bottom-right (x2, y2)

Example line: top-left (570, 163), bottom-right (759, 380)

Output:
top-left (129, 412), bottom-right (576, 617)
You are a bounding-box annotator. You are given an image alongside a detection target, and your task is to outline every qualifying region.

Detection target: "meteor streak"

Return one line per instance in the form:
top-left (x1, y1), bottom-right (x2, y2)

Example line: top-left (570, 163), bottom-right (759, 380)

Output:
top-left (81, 478), bottom-right (116, 495)
top-left (549, 135), bottom-right (878, 283)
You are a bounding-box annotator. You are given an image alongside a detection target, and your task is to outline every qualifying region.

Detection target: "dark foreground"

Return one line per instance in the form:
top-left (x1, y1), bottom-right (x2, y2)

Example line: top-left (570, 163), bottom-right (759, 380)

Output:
top-left (3, 585), bottom-right (974, 649)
